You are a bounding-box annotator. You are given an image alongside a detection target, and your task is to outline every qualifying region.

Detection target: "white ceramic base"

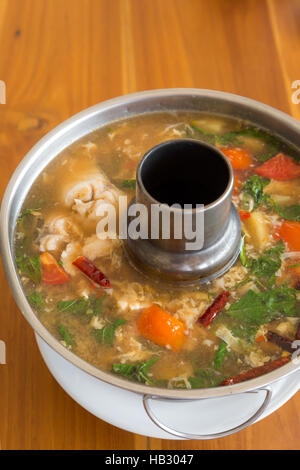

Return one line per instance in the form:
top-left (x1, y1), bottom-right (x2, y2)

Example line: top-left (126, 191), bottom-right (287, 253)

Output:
top-left (36, 333), bottom-right (300, 440)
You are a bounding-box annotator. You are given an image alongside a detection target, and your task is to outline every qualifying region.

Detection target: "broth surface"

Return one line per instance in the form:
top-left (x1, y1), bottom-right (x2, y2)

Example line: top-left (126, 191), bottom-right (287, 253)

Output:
top-left (15, 111), bottom-right (300, 389)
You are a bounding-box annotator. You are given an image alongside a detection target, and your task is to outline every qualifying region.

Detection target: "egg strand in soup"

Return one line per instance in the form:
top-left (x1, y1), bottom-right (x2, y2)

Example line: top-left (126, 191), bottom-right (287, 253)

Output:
top-left (15, 112), bottom-right (300, 389)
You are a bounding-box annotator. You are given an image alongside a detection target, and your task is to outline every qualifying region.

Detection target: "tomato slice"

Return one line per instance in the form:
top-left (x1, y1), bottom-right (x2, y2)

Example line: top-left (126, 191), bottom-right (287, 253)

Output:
top-left (255, 153), bottom-right (300, 180)
top-left (278, 221), bottom-right (300, 251)
top-left (221, 147), bottom-right (253, 170)
top-left (40, 252), bottom-right (70, 285)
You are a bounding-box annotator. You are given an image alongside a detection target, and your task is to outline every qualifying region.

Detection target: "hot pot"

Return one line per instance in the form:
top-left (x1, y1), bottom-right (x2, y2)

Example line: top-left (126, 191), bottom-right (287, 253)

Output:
top-left (1, 89), bottom-right (300, 439)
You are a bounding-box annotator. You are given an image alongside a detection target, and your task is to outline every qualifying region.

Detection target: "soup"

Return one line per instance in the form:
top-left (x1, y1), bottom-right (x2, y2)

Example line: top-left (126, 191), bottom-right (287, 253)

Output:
top-left (14, 112), bottom-right (300, 389)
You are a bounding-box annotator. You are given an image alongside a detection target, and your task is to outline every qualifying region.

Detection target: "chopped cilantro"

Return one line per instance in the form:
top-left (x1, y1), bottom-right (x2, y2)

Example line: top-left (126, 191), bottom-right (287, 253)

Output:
top-left (120, 179), bottom-right (136, 190)
top-left (57, 295), bottom-right (106, 316)
top-left (94, 318), bottom-right (126, 346)
top-left (27, 291), bottom-right (44, 310)
top-left (58, 324), bottom-right (73, 347)
top-left (227, 286), bottom-right (298, 330)
top-left (112, 357), bottom-right (158, 385)
top-left (16, 253), bottom-right (42, 284)
top-left (189, 368), bottom-right (224, 388)
top-left (246, 240), bottom-right (285, 288)
top-left (212, 340), bottom-right (228, 370)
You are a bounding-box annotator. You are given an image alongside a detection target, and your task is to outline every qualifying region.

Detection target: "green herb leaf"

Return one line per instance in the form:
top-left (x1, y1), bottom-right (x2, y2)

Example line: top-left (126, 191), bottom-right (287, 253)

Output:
top-left (94, 318), bottom-right (126, 346)
top-left (216, 132), bottom-right (242, 146)
top-left (240, 235), bottom-right (247, 266)
top-left (254, 151), bottom-right (278, 163)
top-left (233, 278), bottom-right (252, 289)
top-left (262, 286), bottom-right (298, 315)
top-left (112, 363), bottom-right (136, 376)
top-left (16, 253), bottom-right (42, 284)
top-left (27, 291), bottom-right (44, 310)
top-left (227, 290), bottom-right (267, 325)
top-left (217, 128), bottom-right (279, 160)
top-left (58, 324), bottom-right (73, 347)
top-left (241, 175), bottom-right (270, 209)
top-left (112, 357), bottom-right (158, 384)
top-left (17, 208), bottom-right (41, 226)
top-left (272, 202), bottom-right (300, 222)
top-left (230, 322), bottom-right (259, 342)
top-left (58, 298), bottom-right (89, 314)
top-left (57, 295), bottom-right (106, 316)
top-left (246, 240), bottom-right (284, 288)
top-left (189, 368), bottom-right (224, 389)
top-left (90, 296), bottom-right (106, 316)
top-left (212, 340), bottom-right (228, 370)
top-left (120, 179), bottom-right (136, 190)
top-left (227, 286), bottom-right (298, 332)
top-left (190, 122), bottom-right (216, 144)
top-left (241, 176), bottom-right (300, 222)
top-left (235, 128), bottom-right (279, 159)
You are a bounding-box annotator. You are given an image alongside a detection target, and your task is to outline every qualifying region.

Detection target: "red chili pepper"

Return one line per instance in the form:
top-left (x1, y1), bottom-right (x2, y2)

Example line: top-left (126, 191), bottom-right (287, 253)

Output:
top-left (239, 210), bottom-right (251, 221)
top-left (198, 291), bottom-right (231, 327)
top-left (72, 256), bottom-right (111, 289)
top-left (221, 357), bottom-right (291, 386)
top-left (266, 331), bottom-right (294, 353)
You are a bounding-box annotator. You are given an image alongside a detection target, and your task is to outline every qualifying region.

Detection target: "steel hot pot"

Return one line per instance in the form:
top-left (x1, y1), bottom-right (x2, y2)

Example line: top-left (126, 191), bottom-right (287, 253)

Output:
top-left (1, 89), bottom-right (300, 439)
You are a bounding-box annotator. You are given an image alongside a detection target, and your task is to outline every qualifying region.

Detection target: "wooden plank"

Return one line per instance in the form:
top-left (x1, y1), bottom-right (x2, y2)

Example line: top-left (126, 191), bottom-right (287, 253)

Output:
top-left (0, 0), bottom-right (300, 450)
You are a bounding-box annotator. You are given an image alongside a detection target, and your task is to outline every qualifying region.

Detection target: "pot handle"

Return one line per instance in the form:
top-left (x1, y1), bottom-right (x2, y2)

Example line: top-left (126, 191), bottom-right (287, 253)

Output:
top-left (143, 388), bottom-right (272, 440)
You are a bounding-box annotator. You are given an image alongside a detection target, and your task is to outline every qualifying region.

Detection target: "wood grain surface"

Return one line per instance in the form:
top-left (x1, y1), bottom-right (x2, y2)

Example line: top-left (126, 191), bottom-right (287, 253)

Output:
top-left (0, 0), bottom-right (300, 450)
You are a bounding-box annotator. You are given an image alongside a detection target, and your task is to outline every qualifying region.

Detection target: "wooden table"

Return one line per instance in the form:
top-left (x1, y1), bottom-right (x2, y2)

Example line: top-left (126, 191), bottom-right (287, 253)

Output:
top-left (0, 0), bottom-right (300, 450)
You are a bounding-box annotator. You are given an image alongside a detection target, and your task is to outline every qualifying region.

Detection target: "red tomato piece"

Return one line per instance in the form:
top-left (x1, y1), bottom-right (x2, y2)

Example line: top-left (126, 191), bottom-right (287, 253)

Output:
top-left (255, 153), bottom-right (300, 180)
top-left (221, 147), bottom-right (253, 170)
top-left (278, 221), bottom-right (300, 251)
top-left (40, 252), bottom-right (69, 285)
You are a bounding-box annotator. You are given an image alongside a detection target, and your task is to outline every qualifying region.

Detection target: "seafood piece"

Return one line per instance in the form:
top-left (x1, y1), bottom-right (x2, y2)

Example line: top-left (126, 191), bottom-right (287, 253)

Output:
top-left (82, 234), bottom-right (120, 261)
top-left (39, 234), bottom-right (66, 252)
top-left (48, 215), bottom-right (82, 238)
top-left (64, 171), bottom-right (124, 222)
top-left (39, 215), bottom-right (82, 252)
top-left (60, 242), bottom-right (82, 276)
